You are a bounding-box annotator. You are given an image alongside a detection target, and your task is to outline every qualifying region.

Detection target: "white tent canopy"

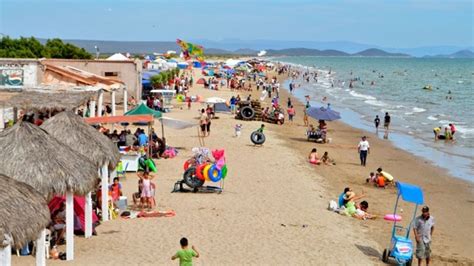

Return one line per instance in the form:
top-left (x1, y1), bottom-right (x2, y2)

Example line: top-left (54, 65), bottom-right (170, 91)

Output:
top-left (106, 53), bottom-right (130, 61)
top-left (225, 59), bottom-right (244, 67)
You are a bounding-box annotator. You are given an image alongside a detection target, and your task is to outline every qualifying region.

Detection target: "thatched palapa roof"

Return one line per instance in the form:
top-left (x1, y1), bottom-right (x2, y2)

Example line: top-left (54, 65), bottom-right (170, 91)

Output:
top-left (0, 122), bottom-right (98, 199)
top-left (0, 174), bottom-right (50, 249)
top-left (41, 111), bottom-right (121, 169)
top-left (0, 91), bottom-right (96, 112)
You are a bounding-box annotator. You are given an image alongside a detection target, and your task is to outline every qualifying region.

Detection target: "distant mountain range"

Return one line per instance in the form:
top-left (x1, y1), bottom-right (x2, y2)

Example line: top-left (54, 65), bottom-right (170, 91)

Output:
top-left (423, 49), bottom-right (474, 59)
top-left (37, 38), bottom-right (473, 58)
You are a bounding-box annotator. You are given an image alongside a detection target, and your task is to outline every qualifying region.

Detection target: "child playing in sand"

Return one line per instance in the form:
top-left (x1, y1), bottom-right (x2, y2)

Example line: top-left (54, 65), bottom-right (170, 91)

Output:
top-left (366, 172), bottom-right (376, 184)
top-left (171, 237), bottom-right (199, 265)
top-left (321, 151), bottom-right (336, 165)
top-left (234, 124), bottom-right (243, 137)
top-left (308, 148), bottom-right (320, 165)
top-left (256, 124), bottom-right (265, 133)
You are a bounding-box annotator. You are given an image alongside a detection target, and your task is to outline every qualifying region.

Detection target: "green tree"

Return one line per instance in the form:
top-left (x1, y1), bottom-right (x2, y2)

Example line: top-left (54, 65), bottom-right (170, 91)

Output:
top-left (0, 36), bottom-right (92, 59)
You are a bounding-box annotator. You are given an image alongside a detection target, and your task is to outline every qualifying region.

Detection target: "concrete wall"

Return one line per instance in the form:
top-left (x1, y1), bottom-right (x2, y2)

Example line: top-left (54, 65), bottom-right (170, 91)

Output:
top-left (0, 59), bottom-right (41, 90)
top-left (43, 59), bottom-right (142, 100)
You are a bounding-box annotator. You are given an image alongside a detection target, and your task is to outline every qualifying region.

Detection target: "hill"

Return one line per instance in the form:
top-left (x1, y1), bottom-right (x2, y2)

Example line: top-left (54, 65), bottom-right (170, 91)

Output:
top-left (423, 49), bottom-right (474, 59)
top-left (33, 38), bottom-right (410, 57)
top-left (354, 48), bottom-right (409, 57)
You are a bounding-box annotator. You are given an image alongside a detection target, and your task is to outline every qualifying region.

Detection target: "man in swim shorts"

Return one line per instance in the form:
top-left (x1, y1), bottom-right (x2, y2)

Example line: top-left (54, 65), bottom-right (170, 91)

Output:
top-left (199, 109), bottom-right (208, 137)
top-left (384, 112), bottom-right (391, 138)
top-left (374, 115), bottom-right (380, 133)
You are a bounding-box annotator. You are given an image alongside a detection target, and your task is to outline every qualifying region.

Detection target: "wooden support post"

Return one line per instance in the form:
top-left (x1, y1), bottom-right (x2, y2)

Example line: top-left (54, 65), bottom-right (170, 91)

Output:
top-left (85, 191), bottom-right (93, 238)
top-left (111, 90), bottom-right (116, 116)
top-left (35, 229), bottom-right (46, 266)
top-left (123, 88), bottom-right (128, 113)
top-left (97, 90), bottom-right (104, 117)
top-left (66, 191), bottom-right (74, 260)
top-left (101, 163), bottom-right (109, 221)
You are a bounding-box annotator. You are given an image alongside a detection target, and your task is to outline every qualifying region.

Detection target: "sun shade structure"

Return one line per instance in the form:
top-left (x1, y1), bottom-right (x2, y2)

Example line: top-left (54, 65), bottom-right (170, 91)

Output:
top-left (396, 182), bottom-right (424, 205)
top-left (0, 121), bottom-right (99, 262)
top-left (0, 174), bottom-right (50, 249)
top-left (41, 111), bottom-right (120, 169)
top-left (306, 106), bottom-right (341, 121)
top-left (84, 114), bottom-right (154, 124)
top-left (0, 174), bottom-right (51, 266)
top-left (124, 102), bottom-right (162, 118)
top-left (41, 111), bottom-right (121, 233)
top-left (0, 91), bottom-right (96, 112)
top-left (0, 121), bottom-right (98, 199)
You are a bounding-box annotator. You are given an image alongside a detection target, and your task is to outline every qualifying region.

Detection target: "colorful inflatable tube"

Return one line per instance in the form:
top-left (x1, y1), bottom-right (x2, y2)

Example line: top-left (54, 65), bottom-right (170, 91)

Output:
top-left (383, 214), bottom-right (402, 222)
top-left (221, 165), bottom-right (228, 179)
top-left (196, 163), bottom-right (207, 181)
top-left (203, 164), bottom-right (212, 181)
top-left (208, 164), bottom-right (222, 182)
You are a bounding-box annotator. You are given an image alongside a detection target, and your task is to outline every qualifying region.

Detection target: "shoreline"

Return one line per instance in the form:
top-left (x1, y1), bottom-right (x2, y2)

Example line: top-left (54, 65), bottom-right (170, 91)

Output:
top-left (274, 59), bottom-right (473, 182)
top-left (273, 69), bottom-right (474, 264)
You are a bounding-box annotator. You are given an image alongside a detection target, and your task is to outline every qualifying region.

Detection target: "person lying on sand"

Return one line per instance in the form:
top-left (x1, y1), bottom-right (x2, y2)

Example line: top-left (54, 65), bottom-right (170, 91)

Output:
top-left (352, 201), bottom-right (377, 220)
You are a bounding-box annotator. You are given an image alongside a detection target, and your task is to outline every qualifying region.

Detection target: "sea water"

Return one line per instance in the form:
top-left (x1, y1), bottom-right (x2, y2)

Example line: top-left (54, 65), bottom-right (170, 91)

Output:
top-left (276, 56), bottom-right (473, 181)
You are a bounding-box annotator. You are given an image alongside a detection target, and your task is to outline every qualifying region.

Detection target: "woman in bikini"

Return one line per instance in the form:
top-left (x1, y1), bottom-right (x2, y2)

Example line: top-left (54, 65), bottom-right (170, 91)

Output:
top-left (308, 148), bottom-right (320, 165)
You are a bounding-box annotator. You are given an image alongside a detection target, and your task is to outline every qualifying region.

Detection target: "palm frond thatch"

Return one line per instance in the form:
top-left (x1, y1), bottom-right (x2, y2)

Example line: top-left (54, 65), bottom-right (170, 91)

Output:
top-left (41, 111), bottom-right (120, 169)
top-left (0, 174), bottom-right (50, 249)
top-left (0, 91), bottom-right (96, 112)
top-left (0, 122), bottom-right (98, 199)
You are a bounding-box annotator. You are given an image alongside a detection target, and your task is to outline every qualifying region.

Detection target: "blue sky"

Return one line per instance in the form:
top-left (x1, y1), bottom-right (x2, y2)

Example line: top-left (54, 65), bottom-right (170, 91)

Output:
top-left (1, 0), bottom-right (472, 48)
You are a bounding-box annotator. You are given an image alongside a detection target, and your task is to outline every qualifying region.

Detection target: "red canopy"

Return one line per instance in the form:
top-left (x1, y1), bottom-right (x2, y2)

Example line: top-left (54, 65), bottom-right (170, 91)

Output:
top-left (84, 115), bottom-right (154, 124)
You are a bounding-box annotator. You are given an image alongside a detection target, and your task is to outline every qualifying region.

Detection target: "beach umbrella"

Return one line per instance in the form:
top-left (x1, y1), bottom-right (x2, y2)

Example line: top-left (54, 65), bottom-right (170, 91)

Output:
top-left (306, 106), bottom-right (341, 121)
top-left (0, 122), bottom-right (98, 261)
top-left (41, 111), bottom-right (121, 232)
top-left (196, 78), bottom-right (206, 85)
top-left (0, 174), bottom-right (50, 266)
top-left (204, 97), bottom-right (226, 104)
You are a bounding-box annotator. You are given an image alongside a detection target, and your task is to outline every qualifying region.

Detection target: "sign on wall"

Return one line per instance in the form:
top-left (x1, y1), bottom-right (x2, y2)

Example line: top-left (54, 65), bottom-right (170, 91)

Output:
top-left (0, 68), bottom-right (24, 87)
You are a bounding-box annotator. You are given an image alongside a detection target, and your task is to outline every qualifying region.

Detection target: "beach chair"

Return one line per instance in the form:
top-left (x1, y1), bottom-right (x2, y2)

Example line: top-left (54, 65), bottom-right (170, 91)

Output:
top-left (32, 229), bottom-right (51, 259)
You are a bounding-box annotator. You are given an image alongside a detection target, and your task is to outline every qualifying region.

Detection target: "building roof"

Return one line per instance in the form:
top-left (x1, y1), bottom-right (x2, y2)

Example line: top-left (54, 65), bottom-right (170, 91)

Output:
top-left (0, 90), bottom-right (96, 112)
top-left (106, 53), bottom-right (131, 61)
top-left (42, 62), bottom-right (125, 87)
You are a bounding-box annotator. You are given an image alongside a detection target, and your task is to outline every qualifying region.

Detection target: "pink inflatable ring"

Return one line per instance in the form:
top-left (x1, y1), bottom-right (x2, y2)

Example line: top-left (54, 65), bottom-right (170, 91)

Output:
top-left (384, 214), bottom-right (402, 222)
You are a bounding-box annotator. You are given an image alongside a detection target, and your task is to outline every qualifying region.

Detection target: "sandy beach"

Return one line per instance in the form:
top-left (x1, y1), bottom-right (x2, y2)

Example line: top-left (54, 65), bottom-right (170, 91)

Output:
top-left (10, 67), bottom-right (474, 265)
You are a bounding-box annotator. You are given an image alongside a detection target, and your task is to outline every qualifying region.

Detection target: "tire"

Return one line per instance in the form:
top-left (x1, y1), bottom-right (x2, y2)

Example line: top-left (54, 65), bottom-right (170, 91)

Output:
top-left (382, 249), bottom-right (388, 263)
top-left (240, 106), bottom-right (255, 120)
top-left (183, 167), bottom-right (205, 189)
top-left (250, 131), bottom-right (266, 145)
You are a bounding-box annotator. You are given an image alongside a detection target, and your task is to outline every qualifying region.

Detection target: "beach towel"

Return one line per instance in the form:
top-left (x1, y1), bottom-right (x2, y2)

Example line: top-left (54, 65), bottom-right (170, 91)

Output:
top-left (137, 210), bottom-right (176, 218)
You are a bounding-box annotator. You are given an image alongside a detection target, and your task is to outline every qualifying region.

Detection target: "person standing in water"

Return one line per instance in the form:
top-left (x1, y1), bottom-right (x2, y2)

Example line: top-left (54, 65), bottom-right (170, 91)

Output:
top-left (374, 115), bottom-right (380, 133)
top-left (384, 112), bottom-right (391, 139)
